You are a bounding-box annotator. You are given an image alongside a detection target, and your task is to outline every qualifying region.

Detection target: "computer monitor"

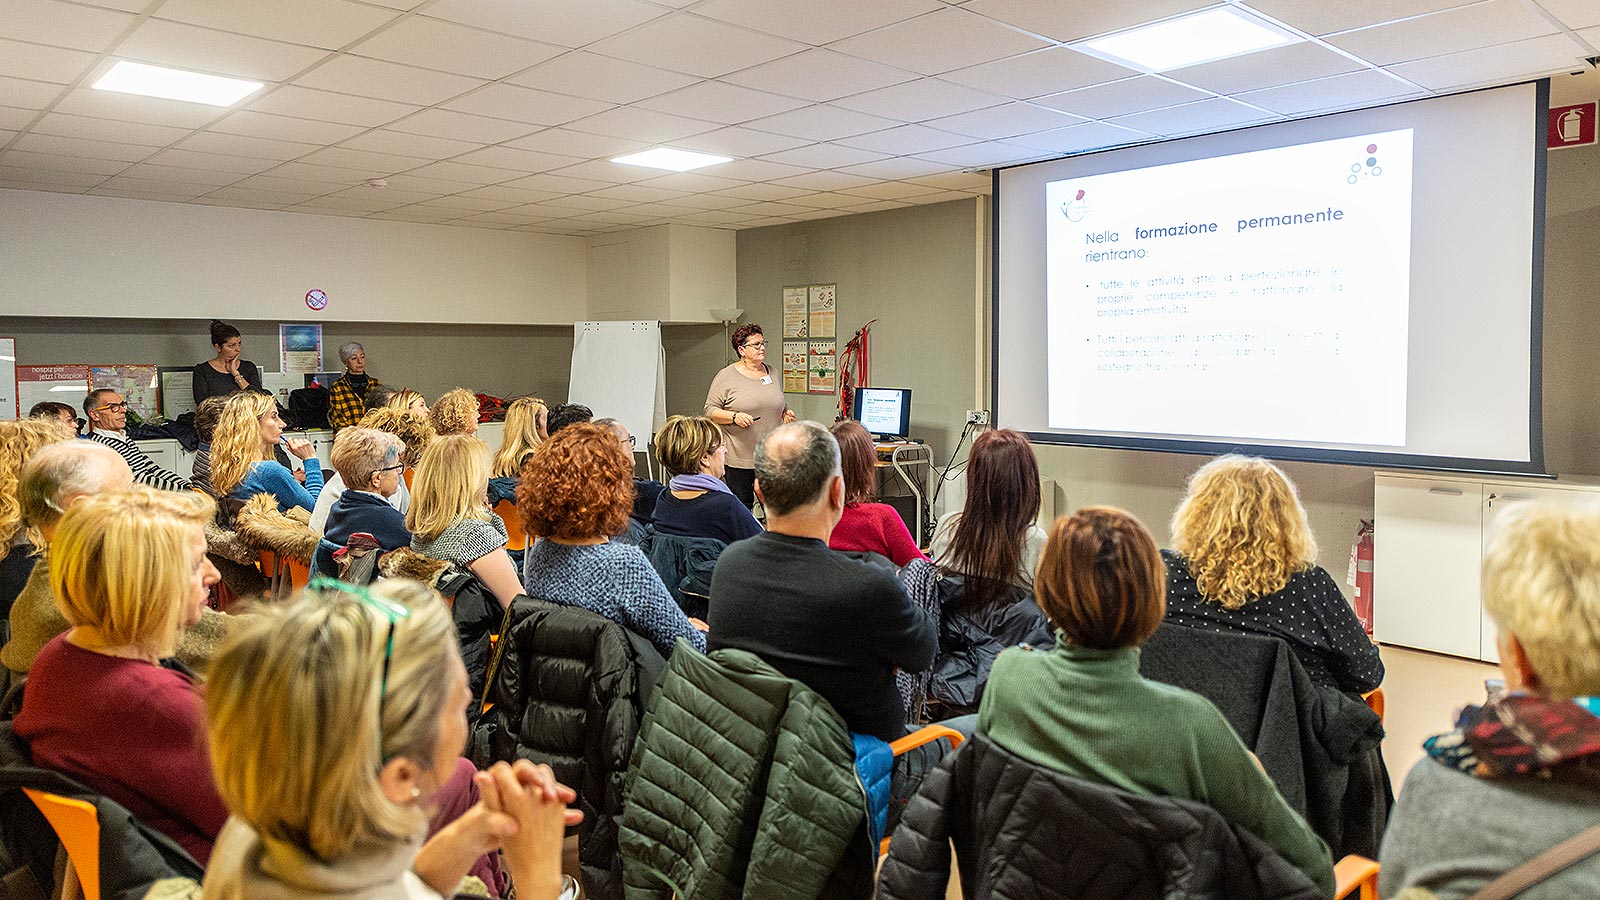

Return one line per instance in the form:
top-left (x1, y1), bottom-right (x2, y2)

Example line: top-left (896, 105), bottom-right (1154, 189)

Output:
top-left (856, 387), bottom-right (912, 439)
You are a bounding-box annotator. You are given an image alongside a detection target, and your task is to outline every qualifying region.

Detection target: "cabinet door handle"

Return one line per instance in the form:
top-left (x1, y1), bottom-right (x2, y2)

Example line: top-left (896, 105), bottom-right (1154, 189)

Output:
top-left (1428, 486), bottom-right (1464, 496)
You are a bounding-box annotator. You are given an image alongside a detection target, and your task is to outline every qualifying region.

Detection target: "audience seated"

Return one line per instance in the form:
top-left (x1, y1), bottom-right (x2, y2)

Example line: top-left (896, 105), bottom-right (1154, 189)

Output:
top-left (0, 420), bottom-right (70, 618)
top-left (310, 406), bottom-right (432, 533)
top-left (210, 391), bottom-right (323, 515)
top-left (83, 388), bottom-right (191, 492)
top-left (408, 434), bottom-right (521, 609)
top-left (203, 580), bottom-right (576, 900)
top-left (14, 487), bottom-right (227, 865)
top-left (545, 403), bottom-right (592, 436)
top-left (1379, 502), bottom-right (1600, 899)
top-left (386, 387), bottom-right (429, 416)
top-left (928, 428), bottom-right (1047, 589)
top-left (977, 505), bottom-right (1333, 894)
top-left (315, 428), bottom-right (412, 577)
top-left (490, 397), bottom-right (547, 506)
top-left (431, 388), bottom-right (481, 437)
top-left (594, 417), bottom-right (663, 532)
top-left (708, 422), bottom-right (935, 742)
top-left (187, 394), bottom-right (232, 497)
top-left (25, 401), bottom-right (78, 437)
top-left (827, 419), bottom-right (925, 566)
top-left (518, 423), bottom-right (706, 659)
top-left (650, 415), bottom-right (760, 544)
top-left (1165, 455), bottom-right (1382, 695)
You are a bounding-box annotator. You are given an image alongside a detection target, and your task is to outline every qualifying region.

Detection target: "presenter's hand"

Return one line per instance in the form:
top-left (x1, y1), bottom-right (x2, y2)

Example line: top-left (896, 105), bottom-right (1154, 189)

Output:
top-left (733, 412), bottom-right (753, 428)
top-left (782, 410), bottom-right (796, 424)
top-left (285, 437), bottom-right (315, 460)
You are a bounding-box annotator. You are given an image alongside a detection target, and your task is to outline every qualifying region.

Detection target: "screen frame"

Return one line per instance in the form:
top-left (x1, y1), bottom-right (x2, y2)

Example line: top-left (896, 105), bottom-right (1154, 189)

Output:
top-left (855, 386), bottom-right (913, 439)
top-left (990, 79), bottom-right (1549, 476)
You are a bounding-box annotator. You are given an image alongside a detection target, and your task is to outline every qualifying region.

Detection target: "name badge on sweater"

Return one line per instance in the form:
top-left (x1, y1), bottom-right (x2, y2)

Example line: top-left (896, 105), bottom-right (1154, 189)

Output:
top-left (760, 375), bottom-right (773, 385)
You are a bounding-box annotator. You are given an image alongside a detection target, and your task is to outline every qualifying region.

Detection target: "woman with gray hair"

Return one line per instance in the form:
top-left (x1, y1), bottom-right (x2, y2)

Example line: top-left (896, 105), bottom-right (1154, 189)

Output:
top-left (328, 341), bottom-right (384, 429)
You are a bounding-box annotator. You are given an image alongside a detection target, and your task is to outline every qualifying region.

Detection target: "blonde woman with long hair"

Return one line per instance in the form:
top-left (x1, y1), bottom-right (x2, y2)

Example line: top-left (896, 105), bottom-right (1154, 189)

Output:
top-left (386, 388), bottom-right (429, 417)
top-left (0, 420), bottom-right (70, 612)
top-left (210, 391), bottom-right (322, 513)
top-left (407, 434), bottom-right (521, 609)
top-left (489, 397), bottom-right (548, 505)
top-left (1166, 455), bottom-right (1381, 694)
top-left (203, 581), bottom-right (576, 899)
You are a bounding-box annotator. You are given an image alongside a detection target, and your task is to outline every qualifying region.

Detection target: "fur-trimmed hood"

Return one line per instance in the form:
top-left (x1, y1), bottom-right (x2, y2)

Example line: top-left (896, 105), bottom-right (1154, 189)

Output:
top-left (377, 546), bottom-right (450, 587)
top-left (234, 493), bottom-right (318, 564)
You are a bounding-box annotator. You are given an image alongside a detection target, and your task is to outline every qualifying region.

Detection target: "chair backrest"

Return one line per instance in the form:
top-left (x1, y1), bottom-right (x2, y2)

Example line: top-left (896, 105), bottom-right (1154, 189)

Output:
top-left (637, 531), bottom-right (726, 619)
top-left (23, 790), bottom-right (98, 900)
top-left (493, 499), bottom-right (527, 552)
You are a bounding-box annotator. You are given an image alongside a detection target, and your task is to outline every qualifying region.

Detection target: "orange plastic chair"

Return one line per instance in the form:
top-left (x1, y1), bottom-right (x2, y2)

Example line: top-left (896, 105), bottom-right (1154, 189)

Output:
top-left (24, 788), bottom-right (101, 900)
top-left (494, 499), bottom-right (527, 553)
top-left (403, 468), bottom-right (415, 490)
top-left (878, 725), bottom-right (965, 856)
top-left (1363, 687), bottom-right (1385, 723)
top-left (258, 550), bottom-right (312, 599)
top-left (1335, 854), bottom-right (1380, 899)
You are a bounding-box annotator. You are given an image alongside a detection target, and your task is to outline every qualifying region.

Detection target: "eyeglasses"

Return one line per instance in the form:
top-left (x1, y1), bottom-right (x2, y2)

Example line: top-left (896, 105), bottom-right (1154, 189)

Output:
top-left (308, 575), bottom-right (410, 707)
top-left (378, 463), bottom-right (405, 473)
top-left (742, 341), bottom-right (768, 350)
top-left (95, 401), bottom-right (128, 412)
top-left (620, 435), bottom-right (637, 448)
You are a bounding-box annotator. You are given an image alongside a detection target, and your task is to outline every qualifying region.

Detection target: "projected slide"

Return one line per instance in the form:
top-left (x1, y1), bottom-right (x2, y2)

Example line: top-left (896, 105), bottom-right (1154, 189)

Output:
top-left (1044, 129), bottom-right (1414, 446)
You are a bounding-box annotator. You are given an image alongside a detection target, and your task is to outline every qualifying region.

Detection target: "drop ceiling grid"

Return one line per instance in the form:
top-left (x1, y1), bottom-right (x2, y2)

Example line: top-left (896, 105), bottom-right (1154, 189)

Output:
top-left (0, 0), bottom-right (1594, 233)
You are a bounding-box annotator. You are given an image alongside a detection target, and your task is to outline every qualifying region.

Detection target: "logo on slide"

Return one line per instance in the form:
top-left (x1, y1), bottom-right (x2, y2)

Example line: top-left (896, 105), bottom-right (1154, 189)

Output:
top-left (1059, 188), bottom-right (1090, 221)
top-left (1347, 143), bottom-right (1382, 184)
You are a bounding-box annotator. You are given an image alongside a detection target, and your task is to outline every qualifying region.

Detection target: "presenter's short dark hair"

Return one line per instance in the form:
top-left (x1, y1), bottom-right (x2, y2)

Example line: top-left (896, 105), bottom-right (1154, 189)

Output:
top-left (546, 403), bottom-right (593, 436)
top-left (731, 323), bottom-right (764, 352)
top-left (209, 320), bottom-right (241, 347)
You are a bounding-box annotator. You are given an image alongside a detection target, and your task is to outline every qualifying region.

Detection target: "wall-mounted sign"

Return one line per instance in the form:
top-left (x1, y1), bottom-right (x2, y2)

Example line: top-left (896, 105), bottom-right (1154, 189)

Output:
top-left (305, 288), bottom-right (328, 310)
top-left (1549, 102), bottom-right (1597, 150)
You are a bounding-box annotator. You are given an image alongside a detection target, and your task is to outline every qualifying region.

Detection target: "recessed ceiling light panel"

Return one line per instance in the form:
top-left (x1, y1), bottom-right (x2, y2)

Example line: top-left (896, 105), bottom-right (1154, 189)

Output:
top-left (93, 60), bottom-right (263, 107)
top-left (611, 147), bottom-right (734, 172)
top-left (1076, 6), bottom-right (1300, 73)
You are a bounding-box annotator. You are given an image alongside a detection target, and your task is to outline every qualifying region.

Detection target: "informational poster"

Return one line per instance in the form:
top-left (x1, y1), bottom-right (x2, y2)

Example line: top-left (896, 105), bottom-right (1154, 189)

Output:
top-left (90, 365), bottom-right (160, 421)
top-left (782, 341), bottom-right (808, 393)
top-left (16, 365), bottom-right (89, 418)
top-left (808, 339), bottom-right (837, 394)
top-left (280, 324), bottom-right (323, 374)
top-left (159, 368), bottom-right (195, 420)
top-left (808, 284), bottom-right (836, 338)
top-left (0, 338), bottom-right (15, 420)
top-left (782, 287), bottom-right (808, 338)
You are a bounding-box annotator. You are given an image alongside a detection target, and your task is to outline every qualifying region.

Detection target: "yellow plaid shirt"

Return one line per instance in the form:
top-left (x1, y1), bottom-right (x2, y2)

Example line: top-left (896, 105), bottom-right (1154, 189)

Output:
top-left (327, 374), bottom-right (382, 428)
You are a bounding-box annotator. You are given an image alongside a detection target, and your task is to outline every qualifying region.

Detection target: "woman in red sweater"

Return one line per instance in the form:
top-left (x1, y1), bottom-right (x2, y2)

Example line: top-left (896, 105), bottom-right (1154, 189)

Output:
top-left (15, 486), bottom-right (228, 864)
top-left (828, 420), bottom-right (927, 567)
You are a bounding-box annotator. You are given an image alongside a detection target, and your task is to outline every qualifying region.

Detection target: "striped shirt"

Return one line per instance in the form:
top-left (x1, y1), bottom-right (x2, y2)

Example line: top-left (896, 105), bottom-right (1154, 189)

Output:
top-left (85, 432), bottom-right (191, 493)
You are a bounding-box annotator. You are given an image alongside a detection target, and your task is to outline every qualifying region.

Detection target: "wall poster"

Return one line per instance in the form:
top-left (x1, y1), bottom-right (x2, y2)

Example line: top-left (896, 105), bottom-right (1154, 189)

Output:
top-left (781, 341), bottom-right (808, 392)
top-left (782, 286), bottom-right (808, 338)
top-left (807, 283), bottom-right (836, 338)
top-left (90, 365), bottom-right (160, 421)
top-left (808, 339), bottom-right (837, 394)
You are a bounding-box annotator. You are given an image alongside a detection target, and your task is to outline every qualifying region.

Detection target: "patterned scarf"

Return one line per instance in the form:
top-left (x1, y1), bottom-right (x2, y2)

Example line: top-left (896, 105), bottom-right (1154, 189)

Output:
top-left (1425, 693), bottom-right (1600, 777)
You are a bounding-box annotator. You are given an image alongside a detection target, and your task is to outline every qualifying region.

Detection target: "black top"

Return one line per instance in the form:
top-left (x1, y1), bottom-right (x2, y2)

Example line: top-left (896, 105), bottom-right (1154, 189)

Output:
top-left (191, 360), bottom-right (264, 405)
top-left (708, 531), bottom-right (937, 740)
top-left (652, 489), bottom-right (761, 544)
top-left (1161, 550), bottom-right (1384, 694)
top-left (632, 477), bottom-right (665, 524)
top-left (0, 543), bottom-right (37, 619)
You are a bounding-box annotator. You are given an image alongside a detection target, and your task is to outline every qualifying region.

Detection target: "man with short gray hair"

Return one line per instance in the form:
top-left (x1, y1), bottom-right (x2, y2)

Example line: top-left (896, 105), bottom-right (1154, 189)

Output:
top-left (708, 421), bottom-right (936, 741)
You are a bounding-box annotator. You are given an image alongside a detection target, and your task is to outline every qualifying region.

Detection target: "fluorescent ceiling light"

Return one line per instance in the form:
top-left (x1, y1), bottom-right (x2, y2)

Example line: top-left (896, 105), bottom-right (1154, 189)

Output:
top-left (93, 60), bottom-right (263, 107)
top-left (611, 147), bottom-right (733, 172)
top-left (1076, 6), bottom-right (1299, 72)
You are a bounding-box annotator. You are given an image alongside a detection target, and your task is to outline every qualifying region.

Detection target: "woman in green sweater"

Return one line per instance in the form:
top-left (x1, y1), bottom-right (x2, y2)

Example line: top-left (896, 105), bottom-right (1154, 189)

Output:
top-left (978, 505), bottom-right (1334, 895)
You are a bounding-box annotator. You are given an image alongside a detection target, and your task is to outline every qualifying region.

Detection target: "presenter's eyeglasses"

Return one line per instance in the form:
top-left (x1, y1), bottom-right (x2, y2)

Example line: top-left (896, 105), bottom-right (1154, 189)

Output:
top-left (742, 341), bottom-right (767, 350)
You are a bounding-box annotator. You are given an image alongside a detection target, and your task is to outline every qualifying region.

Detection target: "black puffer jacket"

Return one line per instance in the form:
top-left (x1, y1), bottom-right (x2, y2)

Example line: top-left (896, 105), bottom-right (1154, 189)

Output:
top-left (470, 597), bottom-right (666, 900)
top-left (877, 732), bottom-right (1324, 900)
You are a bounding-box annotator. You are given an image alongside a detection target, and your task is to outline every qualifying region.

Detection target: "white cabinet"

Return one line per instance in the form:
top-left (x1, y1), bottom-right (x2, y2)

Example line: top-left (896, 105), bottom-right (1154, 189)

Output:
top-left (477, 421), bottom-right (505, 448)
top-left (133, 439), bottom-right (182, 480)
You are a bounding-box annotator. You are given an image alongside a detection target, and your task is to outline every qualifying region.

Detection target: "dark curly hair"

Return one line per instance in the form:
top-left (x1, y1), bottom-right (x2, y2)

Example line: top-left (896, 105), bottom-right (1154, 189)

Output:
top-left (731, 323), bottom-right (764, 353)
top-left (516, 422), bottom-right (633, 541)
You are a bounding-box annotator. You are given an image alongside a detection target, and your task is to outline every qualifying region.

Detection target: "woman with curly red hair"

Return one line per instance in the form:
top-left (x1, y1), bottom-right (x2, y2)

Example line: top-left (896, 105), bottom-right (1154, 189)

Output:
top-left (518, 423), bottom-right (706, 657)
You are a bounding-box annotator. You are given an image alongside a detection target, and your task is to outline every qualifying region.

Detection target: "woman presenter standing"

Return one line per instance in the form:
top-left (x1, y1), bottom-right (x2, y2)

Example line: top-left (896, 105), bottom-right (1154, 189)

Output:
top-left (704, 324), bottom-right (794, 508)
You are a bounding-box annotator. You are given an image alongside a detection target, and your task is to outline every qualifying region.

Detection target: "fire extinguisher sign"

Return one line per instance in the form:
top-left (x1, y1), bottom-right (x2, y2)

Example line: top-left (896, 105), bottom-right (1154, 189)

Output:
top-left (1549, 102), bottom-right (1597, 150)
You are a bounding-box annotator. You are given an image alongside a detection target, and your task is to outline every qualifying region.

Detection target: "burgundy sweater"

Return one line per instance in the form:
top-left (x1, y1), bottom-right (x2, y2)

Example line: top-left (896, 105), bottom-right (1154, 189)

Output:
top-left (828, 502), bottom-right (927, 567)
top-left (15, 635), bottom-right (227, 864)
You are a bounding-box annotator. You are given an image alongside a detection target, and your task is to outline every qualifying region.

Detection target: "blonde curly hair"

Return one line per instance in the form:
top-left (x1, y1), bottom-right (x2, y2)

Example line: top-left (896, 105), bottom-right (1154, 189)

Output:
top-left (357, 407), bottom-right (437, 467)
top-left (209, 392), bottom-right (278, 498)
top-left (430, 388), bottom-right (479, 437)
top-left (1169, 455), bottom-right (1317, 610)
top-left (0, 419), bottom-right (72, 558)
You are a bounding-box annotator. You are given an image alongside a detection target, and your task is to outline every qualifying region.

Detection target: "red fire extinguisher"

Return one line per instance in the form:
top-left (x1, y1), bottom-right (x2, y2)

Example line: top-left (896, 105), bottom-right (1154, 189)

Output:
top-left (1349, 520), bottom-right (1375, 635)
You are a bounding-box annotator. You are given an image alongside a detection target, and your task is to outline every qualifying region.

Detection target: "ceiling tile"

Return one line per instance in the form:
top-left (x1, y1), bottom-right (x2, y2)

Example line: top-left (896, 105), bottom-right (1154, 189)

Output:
top-left (2, 149), bottom-right (131, 174)
top-left (232, 173), bottom-right (342, 193)
top-left (912, 140), bottom-right (1036, 166)
top-left (451, 145), bottom-right (583, 172)
top-left (834, 124), bottom-right (973, 154)
top-left (296, 189), bottom-right (413, 211)
top-left (587, 14), bottom-right (807, 79)
top-left (0, 39), bottom-right (98, 83)
top-left (293, 56), bottom-right (486, 106)
top-left (924, 101), bottom-right (1082, 139)
top-left (340, 129), bottom-right (483, 159)
top-left (190, 195), bottom-right (293, 210)
top-left (833, 78), bottom-right (1002, 121)
top-left (248, 85), bottom-right (419, 127)
top-left (962, 0), bottom-right (1210, 42)
top-left (696, 158), bottom-right (813, 181)
top-left (406, 160), bottom-right (524, 184)
top-left (836, 180), bottom-right (942, 200)
top-left (413, 195), bottom-right (519, 211)
top-left (210, 109), bottom-right (367, 143)
top-left (724, 49), bottom-right (919, 103)
top-left (2, 0), bottom-right (137, 52)
top-left (457, 185), bottom-right (563, 204)
top-left (198, 186), bottom-right (319, 205)
top-left (839, 199), bottom-right (913, 212)
top-left (693, 0), bottom-right (941, 44)
top-left (370, 208), bottom-right (460, 223)
top-left (297, 146), bottom-right (428, 174)
top-left (29, 111), bottom-right (189, 145)
top-left (499, 171), bottom-right (614, 193)
top-left (1328, 0), bottom-right (1557, 66)
top-left (941, 47), bottom-right (1137, 99)
top-left (658, 192), bottom-right (749, 209)
top-left (771, 170), bottom-right (879, 190)
top-left (111, 174), bottom-right (243, 195)
top-left (828, 8), bottom-right (1048, 76)
top-left (1036, 76), bottom-right (1210, 119)
top-left (369, 171), bottom-right (480, 192)
top-left (176, 131), bottom-right (318, 160)
top-left (909, 190), bottom-right (987, 205)
top-left (504, 128), bottom-right (647, 158)
top-left (727, 200), bottom-right (812, 216)
top-left (510, 52), bottom-right (698, 104)
top-left (513, 195), bottom-right (633, 211)
top-left (0, 76), bottom-right (65, 109)
top-left (637, 82), bottom-right (809, 125)
top-left (11, 133), bottom-right (155, 161)
top-left (563, 106), bottom-right (718, 142)
top-left (576, 183), bottom-right (683, 201)
top-left (712, 181), bottom-right (811, 199)
top-left (1166, 42), bottom-right (1366, 95)
top-left (673, 125), bottom-right (810, 157)
top-left (0, 165), bottom-right (105, 186)
top-left (90, 185), bottom-right (204, 201)
top-left (151, 0), bottom-right (398, 50)
top-left (1108, 97), bottom-right (1275, 137)
top-left (1235, 70), bottom-right (1425, 116)
top-left (745, 104), bottom-right (900, 140)
top-left (422, 0), bottom-right (669, 47)
top-left (905, 170), bottom-right (995, 191)
top-left (0, 108), bottom-right (35, 130)
top-left (757, 142), bottom-right (887, 167)
top-left (116, 162), bottom-right (244, 185)
top-left (46, 0), bottom-right (144, 12)
top-left (117, 18), bottom-right (330, 82)
top-left (1247, 0), bottom-right (1476, 37)
top-left (783, 190), bottom-right (868, 208)
top-left (351, 17), bottom-right (563, 80)
top-left (1388, 32), bottom-right (1585, 90)
top-left (544, 159), bottom-right (658, 183)
top-left (388, 108), bottom-right (537, 143)
top-left (1540, 0), bottom-right (1600, 29)
top-left (442, 83), bottom-right (612, 127)
top-left (836, 156), bottom-right (953, 179)
top-left (145, 147), bottom-right (281, 173)
top-left (785, 208), bottom-right (851, 221)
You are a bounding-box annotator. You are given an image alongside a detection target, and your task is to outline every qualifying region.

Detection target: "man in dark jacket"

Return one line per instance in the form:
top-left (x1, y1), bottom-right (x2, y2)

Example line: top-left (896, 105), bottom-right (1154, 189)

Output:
top-left (708, 422), bottom-right (936, 741)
